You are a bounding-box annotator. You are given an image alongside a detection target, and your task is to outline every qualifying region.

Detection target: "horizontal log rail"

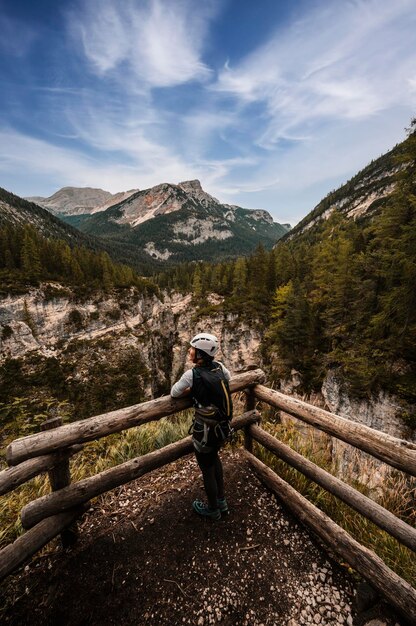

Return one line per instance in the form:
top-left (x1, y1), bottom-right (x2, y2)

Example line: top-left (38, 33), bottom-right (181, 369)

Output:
top-left (2, 365), bottom-right (414, 616)
top-left (6, 369), bottom-right (266, 466)
top-left (244, 451), bottom-right (416, 619)
top-left (0, 507), bottom-right (85, 582)
top-left (254, 385), bottom-right (416, 476)
top-left (0, 445), bottom-right (83, 497)
top-left (249, 424), bottom-right (416, 552)
top-left (20, 411), bottom-right (260, 530)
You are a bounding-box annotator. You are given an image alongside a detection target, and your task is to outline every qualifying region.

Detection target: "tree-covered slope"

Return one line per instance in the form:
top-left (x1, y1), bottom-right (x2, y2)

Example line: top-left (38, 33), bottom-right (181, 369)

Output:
top-left (0, 222), bottom-right (158, 296)
top-left (156, 122), bottom-right (416, 407)
top-left (0, 187), bottom-right (159, 274)
top-left (285, 135), bottom-right (411, 241)
top-left (0, 188), bottom-right (158, 294)
top-left (0, 187), bottom-right (104, 249)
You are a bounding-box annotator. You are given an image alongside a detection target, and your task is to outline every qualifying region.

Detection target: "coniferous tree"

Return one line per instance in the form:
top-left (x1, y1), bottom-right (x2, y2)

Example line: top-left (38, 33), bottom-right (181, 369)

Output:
top-left (21, 227), bottom-right (42, 280)
top-left (232, 257), bottom-right (248, 297)
top-left (192, 265), bottom-right (203, 299)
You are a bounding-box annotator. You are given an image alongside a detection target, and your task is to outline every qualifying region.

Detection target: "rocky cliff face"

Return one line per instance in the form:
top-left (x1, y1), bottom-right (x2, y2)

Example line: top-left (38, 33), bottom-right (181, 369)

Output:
top-left (1, 286), bottom-right (413, 489)
top-left (322, 371), bottom-right (415, 490)
top-left (0, 286), bottom-right (262, 418)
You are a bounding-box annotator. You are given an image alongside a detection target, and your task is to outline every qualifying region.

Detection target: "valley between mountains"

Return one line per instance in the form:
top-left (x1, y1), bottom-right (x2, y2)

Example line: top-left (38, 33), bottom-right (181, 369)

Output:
top-left (0, 124), bottom-right (415, 626)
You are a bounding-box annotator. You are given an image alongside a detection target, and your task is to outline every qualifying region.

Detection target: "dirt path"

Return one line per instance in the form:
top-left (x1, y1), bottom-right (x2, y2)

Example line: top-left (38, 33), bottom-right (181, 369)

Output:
top-left (0, 450), bottom-right (405, 625)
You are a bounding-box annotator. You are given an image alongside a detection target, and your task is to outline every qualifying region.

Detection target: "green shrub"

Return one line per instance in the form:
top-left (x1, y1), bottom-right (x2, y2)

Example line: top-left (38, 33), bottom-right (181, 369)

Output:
top-left (1, 325), bottom-right (13, 341)
top-left (105, 307), bottom-right (121, 320)
top-left (67, 308), bottom-right (84, 330)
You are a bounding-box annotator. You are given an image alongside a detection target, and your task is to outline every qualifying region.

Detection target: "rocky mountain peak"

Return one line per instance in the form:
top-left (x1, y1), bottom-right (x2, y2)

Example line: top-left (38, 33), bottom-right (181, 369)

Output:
top-left (178, 179), bottom-right (202, 192)
top-left (249, 209), bottom-right (274, 224)
top-left (113, 183), bottom-right (189, 228)
top-left (178, 179), bottom-right (219, 207)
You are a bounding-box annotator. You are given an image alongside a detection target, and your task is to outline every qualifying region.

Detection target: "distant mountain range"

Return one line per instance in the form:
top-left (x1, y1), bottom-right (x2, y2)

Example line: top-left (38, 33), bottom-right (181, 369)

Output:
top-left (4, 132), bottom-right (409, 274)
top-left (26, 187), bottom-right (139, 217)
top-left (25, 180), bottom-right (290, 267)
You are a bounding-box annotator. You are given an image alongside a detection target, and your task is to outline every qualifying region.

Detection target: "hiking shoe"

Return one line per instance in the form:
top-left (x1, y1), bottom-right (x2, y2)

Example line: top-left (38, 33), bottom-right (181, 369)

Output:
top-left (192, 499), bottom-right (221, 521)
top-left (217, 497), bottom-right (229, 515)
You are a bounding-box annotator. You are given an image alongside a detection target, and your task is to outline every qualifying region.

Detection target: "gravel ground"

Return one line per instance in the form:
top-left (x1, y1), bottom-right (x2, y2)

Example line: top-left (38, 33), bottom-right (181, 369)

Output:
top-left (0, 450), bottom-right (409, 626)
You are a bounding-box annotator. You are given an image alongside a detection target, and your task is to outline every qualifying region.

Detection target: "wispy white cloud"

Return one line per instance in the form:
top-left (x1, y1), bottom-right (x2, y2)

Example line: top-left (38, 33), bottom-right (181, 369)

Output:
top-left (213, 109), bottom-right (410, 221)
top-left (2, 0), bottom-right (415, 225)
top-left (0, 128), bottom-right (164, 191)
top-left (213, 0), bottom-right (416, 146)
top-left (67, 0), bottom-right (218, 88)
top-left (0, 126), bottom-right (248, 198)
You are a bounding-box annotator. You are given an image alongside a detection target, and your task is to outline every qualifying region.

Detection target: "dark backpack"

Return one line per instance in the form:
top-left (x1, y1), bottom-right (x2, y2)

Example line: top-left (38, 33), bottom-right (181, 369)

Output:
top-left (192, 362), bottom-right (233, 421)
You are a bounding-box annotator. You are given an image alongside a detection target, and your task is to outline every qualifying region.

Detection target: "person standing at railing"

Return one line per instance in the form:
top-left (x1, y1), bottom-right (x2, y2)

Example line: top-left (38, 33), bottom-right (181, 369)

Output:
top-left (171, 333), bottom-right (233, 521)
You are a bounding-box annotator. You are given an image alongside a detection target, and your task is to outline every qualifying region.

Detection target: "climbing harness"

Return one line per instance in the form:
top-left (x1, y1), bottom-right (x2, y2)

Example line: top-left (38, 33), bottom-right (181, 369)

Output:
top-left (188, 407), bottom-right (234, 453)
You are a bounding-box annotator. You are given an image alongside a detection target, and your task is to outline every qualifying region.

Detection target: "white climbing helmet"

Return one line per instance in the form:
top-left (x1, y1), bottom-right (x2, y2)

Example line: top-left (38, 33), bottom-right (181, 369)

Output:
top-left (190, 333), bottom-right (219, 357)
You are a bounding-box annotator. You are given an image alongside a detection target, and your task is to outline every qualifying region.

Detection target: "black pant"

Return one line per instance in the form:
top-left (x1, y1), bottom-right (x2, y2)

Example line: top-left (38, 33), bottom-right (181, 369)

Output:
top-left (194, 448), bottom-right (224, 510)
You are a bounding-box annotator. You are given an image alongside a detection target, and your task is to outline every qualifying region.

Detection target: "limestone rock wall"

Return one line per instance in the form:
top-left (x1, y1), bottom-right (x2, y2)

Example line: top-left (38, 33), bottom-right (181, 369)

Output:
top-left (0, 286), bottom-right (262, 402)
top-left (1, 285), bottom-right (413, 491)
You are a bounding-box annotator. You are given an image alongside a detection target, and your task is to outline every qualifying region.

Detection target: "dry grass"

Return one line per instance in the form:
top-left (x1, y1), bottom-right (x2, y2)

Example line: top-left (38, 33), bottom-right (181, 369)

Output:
top-left (256, 418), bottom-right (416, 586)
top-left (0, 397), bottom-right (253, 549)
top-left (0, 411), bottom-right (194, 549)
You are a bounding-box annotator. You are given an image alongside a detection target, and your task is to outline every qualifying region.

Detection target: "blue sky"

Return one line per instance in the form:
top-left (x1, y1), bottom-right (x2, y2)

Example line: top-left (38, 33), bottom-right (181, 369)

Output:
top-left (0, 0), bottom-right (415, 225)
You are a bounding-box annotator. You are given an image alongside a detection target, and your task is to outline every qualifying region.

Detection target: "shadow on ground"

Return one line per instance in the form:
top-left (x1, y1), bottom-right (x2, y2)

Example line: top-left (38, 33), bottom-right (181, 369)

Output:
top-left (0, 450), bottom-right (392, 626)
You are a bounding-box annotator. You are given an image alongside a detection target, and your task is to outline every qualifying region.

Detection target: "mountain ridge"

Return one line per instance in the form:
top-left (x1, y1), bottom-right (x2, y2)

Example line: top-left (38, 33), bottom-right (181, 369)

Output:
top-left (52, 179), bottom-right (291, 265)
top-left (26, 187), bottom-right (139, 217)
top-left (282, 138), bottom-right (409, 242)
top-left (3, 181), bottom-right (290, 271)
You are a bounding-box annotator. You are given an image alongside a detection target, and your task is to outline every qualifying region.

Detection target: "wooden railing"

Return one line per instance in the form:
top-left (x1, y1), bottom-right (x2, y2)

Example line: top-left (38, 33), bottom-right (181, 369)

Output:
top-left (246, 384), bottom-right (416, 619)
top-left (0, 369), bottom-right (415, 619)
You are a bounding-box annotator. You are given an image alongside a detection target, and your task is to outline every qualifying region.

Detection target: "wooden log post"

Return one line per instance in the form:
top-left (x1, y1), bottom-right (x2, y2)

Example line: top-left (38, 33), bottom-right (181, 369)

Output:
top-left (21, 410), bottom-right (260, 530)
top-left (0, 445), bottom-right (83, 497)
top-left (249, 424), bottom-right (416, 552)
top-left (243, 450), bottom-right (416, 620)
top-left (41, 418), bottom-right (78, 548)
top-left (244, 388), bottom-right (256, 453)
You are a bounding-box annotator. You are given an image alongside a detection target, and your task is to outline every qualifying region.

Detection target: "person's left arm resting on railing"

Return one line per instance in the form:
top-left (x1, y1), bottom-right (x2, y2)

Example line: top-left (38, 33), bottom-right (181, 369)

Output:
top-left (170, 369), bottom-right (193, 398)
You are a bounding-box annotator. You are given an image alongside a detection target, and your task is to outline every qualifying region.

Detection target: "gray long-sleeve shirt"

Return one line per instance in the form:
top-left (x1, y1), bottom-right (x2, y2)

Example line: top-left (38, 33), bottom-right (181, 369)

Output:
top-left (170, 362), bottom-right (231, 398)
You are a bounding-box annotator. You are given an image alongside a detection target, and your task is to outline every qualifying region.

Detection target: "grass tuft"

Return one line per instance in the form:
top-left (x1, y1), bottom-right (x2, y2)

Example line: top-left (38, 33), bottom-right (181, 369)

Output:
top-left (256, 419), bottom-right (416, 586)
top-left (0, 411), bottom-right (194, 549)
